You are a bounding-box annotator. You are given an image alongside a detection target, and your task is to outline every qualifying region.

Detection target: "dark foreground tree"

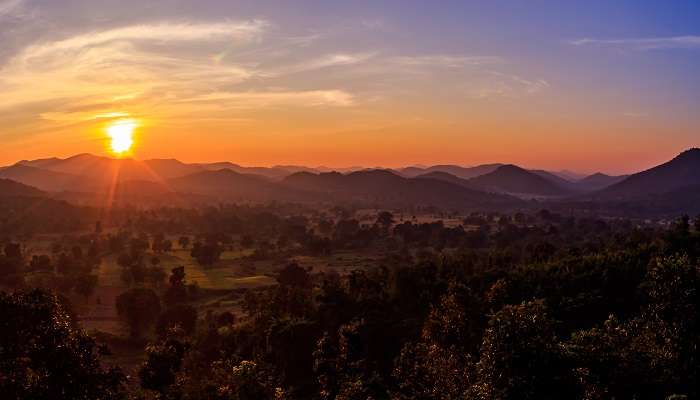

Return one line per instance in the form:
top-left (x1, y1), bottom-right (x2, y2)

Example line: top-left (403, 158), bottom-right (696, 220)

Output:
top-left (139, 329), bottom-right (189, 395)
top-left (0, 290), bottom-right (124, 399)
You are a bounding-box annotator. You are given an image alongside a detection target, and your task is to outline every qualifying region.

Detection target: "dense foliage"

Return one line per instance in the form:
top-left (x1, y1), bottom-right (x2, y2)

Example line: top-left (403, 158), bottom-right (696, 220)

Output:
top-left (0, 205), bottom-right (698, 399)
top-left (0, 290), bottom-right (124, 399)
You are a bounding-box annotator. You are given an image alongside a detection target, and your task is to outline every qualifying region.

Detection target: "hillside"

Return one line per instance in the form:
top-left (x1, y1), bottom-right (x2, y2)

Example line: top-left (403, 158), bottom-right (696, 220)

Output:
top-left (577, 173), bottom-right (628, 191)
top-left (169, 169), bottom-right (290, 201)
top-left (0, 178), bottom-right (46, 197)
top-left (399, 164), bottom-right (503, 179)
top-left (530, 170), bottom-right (579, 192)
top-left (467, 165), bottom-right (572, 196)
top-left (0, 164), bottom-right (79, 192)
top-left (597, 149), bottom-right (700, 198)
top-left (194, 162), bottom-right (291, 180)
top-left (282, 169), bottom-right (522, 209)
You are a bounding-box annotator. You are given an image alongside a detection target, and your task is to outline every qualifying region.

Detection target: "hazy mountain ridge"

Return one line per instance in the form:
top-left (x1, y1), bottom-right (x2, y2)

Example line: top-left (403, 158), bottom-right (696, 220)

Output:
top-left (398, 164), bottom-right (504, 179)
top-left (577, 173), bottom-right (628, 191)
top-left (282, 169), bottom-right (523, 209)
top-left (2, 149), bottom-right (698, 213)
top-left (466, 165), bottom-right (573, 196)
top-left (0, 164), bottom-right (81, 192)
top-left (595, 148), bottom-right (700, 199)
top-left (0, 178), bottom-right (46, 197)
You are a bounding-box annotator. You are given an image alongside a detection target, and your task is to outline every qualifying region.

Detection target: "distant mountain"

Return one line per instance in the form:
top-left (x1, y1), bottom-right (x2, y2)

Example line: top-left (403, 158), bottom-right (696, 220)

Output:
top-left (530, 170), bottom-right (579, 192)
top-left (19, 153), bottom-right (113, 175)
top-left (143, 159), bottom-right (203, 179)
top-left (597, 149), bottom-right (700, 199)
top-left (0, 179), bottom-right (45, 197)
top-left (0, 164), bottom-right (79, 191)
top-left (14, 156), bottom-right (63, 170)
top-left (273, 165), bottom-right (320, 174)
top-left (396, 166), bottom-right (428, 177)
top-left (577, 173), bottom-right (628, 191)
top-left (194, 162), bottom-right (290, 180)
top-left (169, 169), bottom-right (290, 201)
top-left (555, 169), bottom-right (587, 181)
top-left (467, 165), bottom-right (572, 196)
top-left (314, 166), bottom-right (367, 173)
top-left (18, 153), bottom-right (170, 184)
top-left (414, 171), bottom-right (473, 187)
top-left (399, 164), bottom-right (504, 179)
top-left (11, 154), bottom-right (296, 190)
top-left (282, 169), bottom-right (521, 209)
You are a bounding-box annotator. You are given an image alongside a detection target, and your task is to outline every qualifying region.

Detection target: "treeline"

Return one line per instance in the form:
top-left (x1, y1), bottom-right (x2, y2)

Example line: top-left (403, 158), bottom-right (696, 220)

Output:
top-left (0, 213), bottom-right (698, 399)
top-left (130, 216), bottom-right (697, 399)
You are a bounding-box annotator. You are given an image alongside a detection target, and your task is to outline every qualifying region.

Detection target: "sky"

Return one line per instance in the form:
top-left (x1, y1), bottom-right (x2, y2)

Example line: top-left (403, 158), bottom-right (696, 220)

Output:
top-left (0, 0), bottom-right (699, 174)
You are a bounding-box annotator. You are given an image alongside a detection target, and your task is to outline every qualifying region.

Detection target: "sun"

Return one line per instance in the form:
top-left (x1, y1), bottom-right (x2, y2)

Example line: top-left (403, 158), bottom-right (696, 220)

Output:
top-left (107, 119), bottom-right (136, 155)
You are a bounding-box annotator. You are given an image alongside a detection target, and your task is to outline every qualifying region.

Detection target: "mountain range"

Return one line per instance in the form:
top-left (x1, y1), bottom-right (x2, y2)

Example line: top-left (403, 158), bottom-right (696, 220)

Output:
top-left (1, 149), bottom-right (698, 213)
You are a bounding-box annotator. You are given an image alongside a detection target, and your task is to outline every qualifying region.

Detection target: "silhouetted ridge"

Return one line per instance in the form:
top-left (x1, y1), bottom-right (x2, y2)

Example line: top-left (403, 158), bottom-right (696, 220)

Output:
top-left (467, 164), bottom-right (571, 196)
top-left (399, 164), bottom-right (503, 179)
top-left (282, 169), bottom-right (522, 209)
top-left (577, 172), bottom-right (628, 191)
top-left (597, 148), bottom-right (700, 198)
top-left (0, 178), bottom-right (46, 197)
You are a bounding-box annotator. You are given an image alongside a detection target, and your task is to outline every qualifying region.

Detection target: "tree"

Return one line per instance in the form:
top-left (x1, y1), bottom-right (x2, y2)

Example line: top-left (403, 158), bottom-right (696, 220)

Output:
top-left (376, 211), bottom-right (395, 231)
top-left (139, 329), bottom-right (189, 395)
top-left (473, 301), bottom-right (570, 400)
top-left (393, 342), bottom-right (474, 399)
top-left (28, 254), bottom-right (52, 272)
top-left (318, 218), bottom-right (334, 236)
top-left (240, 234), bottom-right (255, 249)
top-left (116, 288), bottom-right (161, 338)
top-left (0, 242), bottom-right (23, 275)
top-left (156, 304), bottom-right (198, 337)
top-left (191, 241), bottom-right (222, 267)
top-left (0, 290), bottom-right (124, 399)
top-left (164, 266), bottom-right (188, 307)
top-left (74, 273), bottom-right (98, 300)
top-left (276, 262), bottom-right (312, 290)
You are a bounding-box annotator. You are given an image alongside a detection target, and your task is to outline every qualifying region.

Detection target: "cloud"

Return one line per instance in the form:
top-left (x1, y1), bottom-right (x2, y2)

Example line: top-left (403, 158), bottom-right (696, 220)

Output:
top-left (0, 13), bottom-right (543, 137)
top-left (180, 90), bottom-right (354, 108)
top-left (0, 19), bottom-right (365, 118)
top-left (390, 55), bottom-right (504, 67)
top-left (269, 52), bottom-right (377, 75)
top-left (467, 72), bottom-right (549, 99)
top-left (19, 20), bottom-right (268, 61)
top-left (0, 0), bottom-right (22, 18)
top-left (570, 36), bottom-right (700, 50)
top-left (40, 110), bottom-right (131, 122)
top-left (0, 20), bottom-right (269, 113)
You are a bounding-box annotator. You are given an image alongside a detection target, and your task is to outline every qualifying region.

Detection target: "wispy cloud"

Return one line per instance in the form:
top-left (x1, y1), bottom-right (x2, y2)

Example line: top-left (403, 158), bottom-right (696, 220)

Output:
top-left (180, 90), bottom-right (354, 108)
top-left (20, 20), bottom-right (268, 60)
top-left (390, 55), bottom-right (503, 67)
top-left (570, 36), bottom-right (700, 50)
top-left (0, 0), bottom-right (23, 18)
top-left (469, 74), bottom-right (549, 100)
top-left (0, 18), bottom-right (361, 127)
top-left (0, 14), bottom-right (543, 138)
top-left (269, 52), bottom-right (377, 75)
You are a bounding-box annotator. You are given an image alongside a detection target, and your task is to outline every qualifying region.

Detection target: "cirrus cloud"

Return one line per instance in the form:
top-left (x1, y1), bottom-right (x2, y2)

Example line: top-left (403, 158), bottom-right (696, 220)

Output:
top-left (570, 36), bottom-right (700, 50)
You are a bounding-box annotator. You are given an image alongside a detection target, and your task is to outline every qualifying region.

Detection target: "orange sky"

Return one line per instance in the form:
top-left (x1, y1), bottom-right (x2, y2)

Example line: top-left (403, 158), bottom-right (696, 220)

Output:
top-left (1, 1), bottom-right (698, 175)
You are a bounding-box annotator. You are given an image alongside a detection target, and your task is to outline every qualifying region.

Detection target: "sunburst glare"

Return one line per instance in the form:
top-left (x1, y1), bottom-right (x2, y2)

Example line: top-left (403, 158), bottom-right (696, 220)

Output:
top-left (107, 119), bottom-right (137, 155)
